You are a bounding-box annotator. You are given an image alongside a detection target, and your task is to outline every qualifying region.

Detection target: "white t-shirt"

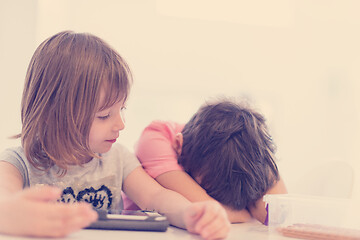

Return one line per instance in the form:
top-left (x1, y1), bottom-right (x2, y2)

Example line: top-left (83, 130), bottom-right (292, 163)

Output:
top-left (0, 143), bottom-right (140, 212)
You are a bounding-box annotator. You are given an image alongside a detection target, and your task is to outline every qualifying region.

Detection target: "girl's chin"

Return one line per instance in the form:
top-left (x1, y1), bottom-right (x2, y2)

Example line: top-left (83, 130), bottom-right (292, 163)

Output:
top-left (91, 144), bottom-right (112, 155)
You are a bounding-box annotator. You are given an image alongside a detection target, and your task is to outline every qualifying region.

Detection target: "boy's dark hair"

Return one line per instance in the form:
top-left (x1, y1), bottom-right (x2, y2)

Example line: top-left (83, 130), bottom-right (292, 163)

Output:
top-left (178, 99), bottom-right (279, 210)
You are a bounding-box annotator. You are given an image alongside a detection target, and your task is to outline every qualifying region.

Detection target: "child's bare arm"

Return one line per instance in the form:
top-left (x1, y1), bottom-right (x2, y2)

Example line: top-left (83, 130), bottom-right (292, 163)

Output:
top-left (248, 177), bottom-right (287, 224)
top-left (123, 166), bottom-right (230, 239)
top-left (0, 161), bottom-right (23, 194)
top-left (0, 161), bottom-right (97, 237)
top-left (156, 170), bottom-right (252, 223)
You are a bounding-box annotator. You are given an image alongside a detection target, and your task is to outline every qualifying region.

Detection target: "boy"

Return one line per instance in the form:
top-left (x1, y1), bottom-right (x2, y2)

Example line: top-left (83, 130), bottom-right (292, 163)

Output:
top-left (125, 98), bottom-right (287, 223)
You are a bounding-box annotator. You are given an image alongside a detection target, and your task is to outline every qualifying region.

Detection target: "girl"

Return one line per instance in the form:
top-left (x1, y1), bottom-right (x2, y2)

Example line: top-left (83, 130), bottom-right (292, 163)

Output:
top-left (0, 31), bottom-right (230, 239)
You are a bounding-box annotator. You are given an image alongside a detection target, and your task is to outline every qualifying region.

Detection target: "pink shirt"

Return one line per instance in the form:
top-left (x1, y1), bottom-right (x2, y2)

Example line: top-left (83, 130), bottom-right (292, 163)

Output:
top-left (122, 120), bottom-right (185, 210)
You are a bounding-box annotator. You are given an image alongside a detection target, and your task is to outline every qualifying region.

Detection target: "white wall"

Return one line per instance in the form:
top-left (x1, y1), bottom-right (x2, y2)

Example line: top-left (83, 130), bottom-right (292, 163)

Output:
top-left (1, 0), bottom-right (359, 199)
top-left (0, 0), bottom-right (37, 148)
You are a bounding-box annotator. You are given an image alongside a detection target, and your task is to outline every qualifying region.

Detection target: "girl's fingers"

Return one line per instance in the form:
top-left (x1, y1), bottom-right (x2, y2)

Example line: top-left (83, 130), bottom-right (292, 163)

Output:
top-left (184, 203), bottom-right (206, 233)
top-left (200, 215), bottom-right (231, 240)
top-left (22, 200), bottom-right (97, 237)
top-left (186, 201), bottom-right (230, 239)
top-left (194, 202), bottom-right (221, 233)
top-left (47, 202), bottom-right (98, 226)
top-left (1, 186), bottom-right (98, 238)
top-left (21, 185), bottom-right (62, 202)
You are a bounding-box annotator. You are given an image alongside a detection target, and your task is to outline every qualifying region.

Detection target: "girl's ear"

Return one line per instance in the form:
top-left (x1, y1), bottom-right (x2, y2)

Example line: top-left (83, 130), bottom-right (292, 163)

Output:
top-left (172, 133), bottom-right (183, 156)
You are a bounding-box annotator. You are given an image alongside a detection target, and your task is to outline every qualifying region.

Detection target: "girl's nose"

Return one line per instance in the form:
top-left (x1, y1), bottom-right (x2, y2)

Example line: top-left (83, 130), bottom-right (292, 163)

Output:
top-left (113, 111), bottom-right (125, 131)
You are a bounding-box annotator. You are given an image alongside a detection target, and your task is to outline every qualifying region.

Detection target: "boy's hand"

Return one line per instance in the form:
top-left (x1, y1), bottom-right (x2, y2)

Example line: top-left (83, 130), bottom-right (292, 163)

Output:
top-left (184, 201), bottom-right (231, 240)
top-left (0, 185), bottom-right (98, 237)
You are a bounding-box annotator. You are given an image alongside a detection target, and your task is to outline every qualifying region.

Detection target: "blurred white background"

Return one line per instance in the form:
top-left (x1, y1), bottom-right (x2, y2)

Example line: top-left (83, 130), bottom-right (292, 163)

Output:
top-left (1, 0), bottom-right (359, 199)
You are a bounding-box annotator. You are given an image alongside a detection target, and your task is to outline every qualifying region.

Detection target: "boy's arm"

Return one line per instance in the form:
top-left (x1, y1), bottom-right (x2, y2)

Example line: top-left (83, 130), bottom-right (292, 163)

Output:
top-left (123, 166), bottom-right (230, 239)
top-left (0, 161), bottom-right (97, 237)
top-left (156, 170), bottom-right (252, 223)
top-left (248, 177), bottom-right (287, 224)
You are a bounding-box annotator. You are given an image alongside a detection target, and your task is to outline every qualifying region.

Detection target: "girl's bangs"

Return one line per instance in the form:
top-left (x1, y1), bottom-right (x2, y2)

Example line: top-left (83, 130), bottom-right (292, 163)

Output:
top-left (98, 61), bottom-right (130, 111)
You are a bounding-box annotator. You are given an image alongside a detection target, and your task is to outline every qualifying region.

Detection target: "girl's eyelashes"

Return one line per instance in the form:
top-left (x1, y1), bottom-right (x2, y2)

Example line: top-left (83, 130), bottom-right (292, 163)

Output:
top-left (97, 114), bottom-right (110, 120)
top-left (96, 105), bottom-right (126, 120)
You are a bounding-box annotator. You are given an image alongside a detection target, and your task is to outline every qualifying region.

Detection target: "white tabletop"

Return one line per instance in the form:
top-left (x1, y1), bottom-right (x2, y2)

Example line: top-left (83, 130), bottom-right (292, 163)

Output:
top-left (0, 220), bottom-right (294, 240)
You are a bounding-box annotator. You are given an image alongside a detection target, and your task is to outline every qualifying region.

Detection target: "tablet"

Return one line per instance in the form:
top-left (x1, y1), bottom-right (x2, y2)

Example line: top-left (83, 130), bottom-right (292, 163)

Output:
top-left (86, 210), bottom-right (169, 232)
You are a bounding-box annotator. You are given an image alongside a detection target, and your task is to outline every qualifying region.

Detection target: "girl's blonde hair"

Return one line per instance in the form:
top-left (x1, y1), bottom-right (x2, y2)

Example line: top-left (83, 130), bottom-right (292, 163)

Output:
top-left (20, 31), bottom-right (132, 173)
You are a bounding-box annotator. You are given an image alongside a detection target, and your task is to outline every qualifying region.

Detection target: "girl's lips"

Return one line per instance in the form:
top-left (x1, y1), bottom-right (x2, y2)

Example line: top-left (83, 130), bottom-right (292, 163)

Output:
top-left (106, 139), bottom-right (117, 143)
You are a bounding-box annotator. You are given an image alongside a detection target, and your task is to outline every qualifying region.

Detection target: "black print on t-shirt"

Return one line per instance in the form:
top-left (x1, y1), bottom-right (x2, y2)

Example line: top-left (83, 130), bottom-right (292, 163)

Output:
top-left (59, 185), bottom-right (113, 210)
top-left (60, 187), bottom-right (77, 203)
top-left (77, 185), bottom-right (113, 209)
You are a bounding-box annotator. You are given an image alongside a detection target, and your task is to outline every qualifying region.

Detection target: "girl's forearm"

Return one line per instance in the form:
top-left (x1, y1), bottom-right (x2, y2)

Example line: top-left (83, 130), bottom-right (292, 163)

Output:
top-left (142, 187), bottom-right (191, 229)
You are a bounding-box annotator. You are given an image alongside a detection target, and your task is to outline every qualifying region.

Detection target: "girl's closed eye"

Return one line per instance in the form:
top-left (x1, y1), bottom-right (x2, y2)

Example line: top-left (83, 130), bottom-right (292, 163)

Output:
top-left (97, 114), bottom-right (110, 120)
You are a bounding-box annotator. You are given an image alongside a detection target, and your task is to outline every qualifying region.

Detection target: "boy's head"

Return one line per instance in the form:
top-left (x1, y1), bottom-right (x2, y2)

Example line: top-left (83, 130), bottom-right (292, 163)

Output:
top-left (21, 31), bottom-right (132, 172)
top-left (178, 98), bottom-right (279, 210)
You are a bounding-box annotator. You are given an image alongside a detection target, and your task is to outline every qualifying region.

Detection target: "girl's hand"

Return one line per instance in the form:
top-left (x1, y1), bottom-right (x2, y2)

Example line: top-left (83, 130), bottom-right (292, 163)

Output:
top-left (184, 201), bottom-right (231, 240)
top-left (0, 185), bottom-right (98, 237)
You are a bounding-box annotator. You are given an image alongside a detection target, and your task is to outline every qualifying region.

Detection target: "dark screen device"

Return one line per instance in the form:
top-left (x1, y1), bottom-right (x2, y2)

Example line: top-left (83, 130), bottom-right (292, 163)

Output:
top-left (86, 210), bottom-right (169, 232)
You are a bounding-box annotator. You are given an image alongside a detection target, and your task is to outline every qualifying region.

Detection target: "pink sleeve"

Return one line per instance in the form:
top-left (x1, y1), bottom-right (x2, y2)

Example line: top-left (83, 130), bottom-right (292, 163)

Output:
top-left (135, 121), bottom-right (184, 179)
